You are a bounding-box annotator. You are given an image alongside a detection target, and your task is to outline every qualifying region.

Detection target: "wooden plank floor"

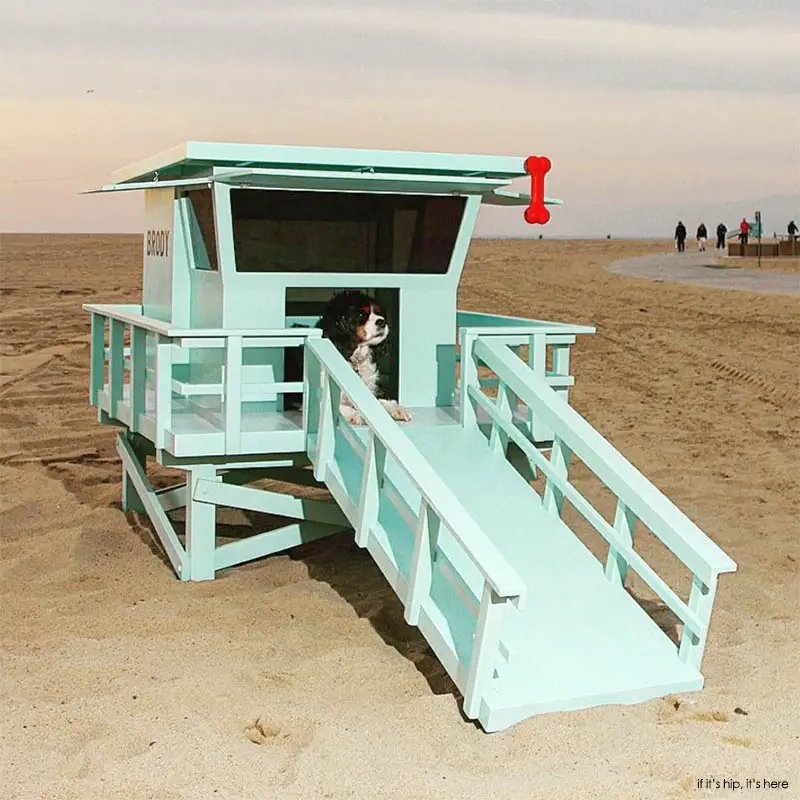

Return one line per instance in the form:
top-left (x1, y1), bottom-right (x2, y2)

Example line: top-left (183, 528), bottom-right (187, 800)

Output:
top-left (346, 421), bottom-right (702, 731)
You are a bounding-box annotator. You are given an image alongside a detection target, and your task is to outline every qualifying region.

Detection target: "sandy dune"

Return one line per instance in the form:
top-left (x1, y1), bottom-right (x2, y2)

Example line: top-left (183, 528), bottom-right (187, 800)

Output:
top-left (1, 235), bottom-right (797, 799)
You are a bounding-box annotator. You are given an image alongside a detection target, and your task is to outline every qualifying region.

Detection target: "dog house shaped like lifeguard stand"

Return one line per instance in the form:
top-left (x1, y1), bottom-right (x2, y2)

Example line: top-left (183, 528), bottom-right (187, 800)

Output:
top-left (85, 142), bottom-right (735, 732)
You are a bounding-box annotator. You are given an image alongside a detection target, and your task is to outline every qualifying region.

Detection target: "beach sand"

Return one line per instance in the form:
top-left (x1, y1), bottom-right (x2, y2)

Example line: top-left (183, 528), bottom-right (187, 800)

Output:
top-left (1, 235), bottom-right (798, 799)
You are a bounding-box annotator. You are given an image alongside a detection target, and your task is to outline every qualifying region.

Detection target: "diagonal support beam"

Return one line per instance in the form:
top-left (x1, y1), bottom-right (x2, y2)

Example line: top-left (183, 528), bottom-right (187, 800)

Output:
top-left (116, 432), bottom-right (187, 578)
top-left (193, 479), bottom-right (348, 527)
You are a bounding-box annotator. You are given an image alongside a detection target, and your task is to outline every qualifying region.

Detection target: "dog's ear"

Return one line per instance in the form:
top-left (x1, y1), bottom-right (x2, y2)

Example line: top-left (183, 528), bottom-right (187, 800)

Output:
top-left (319, 311), bottom-right (358, 359)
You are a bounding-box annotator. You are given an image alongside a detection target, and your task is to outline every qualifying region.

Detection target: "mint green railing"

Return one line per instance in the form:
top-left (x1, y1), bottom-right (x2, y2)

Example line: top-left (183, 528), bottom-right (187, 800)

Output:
top-left (86, 303), bottom-right (318, 455)
top-left (462, 335), bottom-right (737, 669)
top-left (303, 337), bottom-right (525, 719)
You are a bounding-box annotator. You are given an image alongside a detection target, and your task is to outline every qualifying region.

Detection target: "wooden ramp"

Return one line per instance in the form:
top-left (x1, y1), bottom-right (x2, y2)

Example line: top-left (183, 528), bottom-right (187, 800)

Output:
top-left (323, 422), bottom-right (701, 732)
top-left (305, 336), bottom-right (736, 732)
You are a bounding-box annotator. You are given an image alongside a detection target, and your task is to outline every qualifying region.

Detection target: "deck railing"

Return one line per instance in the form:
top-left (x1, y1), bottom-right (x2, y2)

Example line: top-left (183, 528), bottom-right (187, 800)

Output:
top-left (85, 303), bottom-right (318, 455)
top-left (462, 335), bottom-right (736, 669)
top-left (456, 311), bottom-right (595, 441)
top-left (304, 336), bottom-right (526, 718)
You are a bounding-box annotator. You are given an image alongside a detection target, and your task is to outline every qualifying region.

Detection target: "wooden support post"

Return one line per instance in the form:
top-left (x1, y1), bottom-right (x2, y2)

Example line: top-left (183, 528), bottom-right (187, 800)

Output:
top-left (459, 331), bottom-right (479, 429)
top-left (552, 343), bottom-right (571, 404)
top-left (314, 376), bottom-right (340, 482)
top-left (488, 382), bottom-right (513, 457)
top-left (90, 313), bottom-right (106, 406)
top-left (605, 499), bottom-right (637, 586)
top-left (527, 333), bottom-right (548, 440)
top-left (109, 319), bottom-right (125, 419)
top-left (154, 335), bottom-right (173, 450)
top-left (303, 349), bottom-right (322, 448)
top-left (542, 436), bottom-right (571, 516)
top-left (355, 431), bottom-right (387, 548)
top-left (184, 464), bottom-right (220, 582)
top-left (678, 574), bottom-right (718, 668)
top-left (463, 583), bottom-right (505, 720)
top-left (224, 335), bottom-right (243, 454)
top-left (405, 499), bottom-right (441, 625)
top-left (130, 326), bottom-right (147, 433)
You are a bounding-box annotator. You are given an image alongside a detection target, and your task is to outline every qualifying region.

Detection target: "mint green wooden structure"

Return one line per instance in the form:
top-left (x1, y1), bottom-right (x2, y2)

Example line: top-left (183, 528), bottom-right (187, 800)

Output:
top-left (84, 142), bottom-right (736, 731)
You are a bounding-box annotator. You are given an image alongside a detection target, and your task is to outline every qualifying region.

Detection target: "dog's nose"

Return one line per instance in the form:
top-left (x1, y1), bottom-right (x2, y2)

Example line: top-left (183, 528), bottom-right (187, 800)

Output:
top-left (375, 318), bottom-right (386, 329)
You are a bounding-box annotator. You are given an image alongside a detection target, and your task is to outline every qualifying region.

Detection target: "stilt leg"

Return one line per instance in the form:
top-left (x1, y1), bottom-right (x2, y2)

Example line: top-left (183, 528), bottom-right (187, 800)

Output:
top-left (184, 464), bottom-right (220, 581)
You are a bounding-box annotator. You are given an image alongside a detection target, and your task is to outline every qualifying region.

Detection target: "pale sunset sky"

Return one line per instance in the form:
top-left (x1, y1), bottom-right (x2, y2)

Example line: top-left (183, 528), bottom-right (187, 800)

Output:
top-left (1, 0), bottom-right (798, 237)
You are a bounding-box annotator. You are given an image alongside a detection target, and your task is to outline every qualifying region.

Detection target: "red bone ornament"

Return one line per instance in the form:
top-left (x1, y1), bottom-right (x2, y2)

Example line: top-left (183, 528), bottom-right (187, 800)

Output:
top-left (523, 155), bottom-right (552, 225)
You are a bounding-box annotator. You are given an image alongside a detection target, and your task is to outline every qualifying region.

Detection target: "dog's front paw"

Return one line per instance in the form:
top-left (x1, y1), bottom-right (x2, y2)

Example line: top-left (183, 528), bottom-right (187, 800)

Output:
top-left (341, 406), bottom-right (366, 426)
top-left (390, 405), bottom-right (413, 422)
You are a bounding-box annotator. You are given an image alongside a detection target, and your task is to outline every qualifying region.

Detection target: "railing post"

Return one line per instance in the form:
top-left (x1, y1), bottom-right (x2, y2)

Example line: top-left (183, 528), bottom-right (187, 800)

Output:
top-left (154, 335), bottom-right (173, 450)
top-left (130, 326), bottom-right (147, 433)
top-left (224, 335), bottom-right (243, 454)
top-left (678, 574), bottom-right (718, 668)
top-left (405, 498), bottom-right (441, 625)
top-left (551, 343), bottom-right (572, 405)
top-left (527, 332), bottom-right (548, 440)
top-left (488, 381), bottom-right (513, 457)
top-left (313, 374), bottom-right (340, 482)
top-left (303, 347), bottom-right (322, 443)
top-left (459, 330), bottom-right (479, 429)
top-left (463, 583), bottom-right (506, 720)
top-left (542, 436), bottom-right (571, 515)
top-left (109, 319), bottom-right (125, 419)
top-left (89, 313), bottom-right (106, 406)
top-left (605, 499), bottom-right (637, 585)
top-left (355, 431), bottom-right (387, 548)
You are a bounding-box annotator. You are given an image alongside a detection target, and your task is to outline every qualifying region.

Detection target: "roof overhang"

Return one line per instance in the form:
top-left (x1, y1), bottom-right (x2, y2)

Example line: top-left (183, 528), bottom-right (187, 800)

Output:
top-left (84, 142), bottom-right (562, 206)
top-left (111, 141), bottom-right (530, 185)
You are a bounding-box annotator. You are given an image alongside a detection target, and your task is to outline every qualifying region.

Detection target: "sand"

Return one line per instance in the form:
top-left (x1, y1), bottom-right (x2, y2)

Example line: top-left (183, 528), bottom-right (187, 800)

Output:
top-left (1, 235), bottom-right (798, 799)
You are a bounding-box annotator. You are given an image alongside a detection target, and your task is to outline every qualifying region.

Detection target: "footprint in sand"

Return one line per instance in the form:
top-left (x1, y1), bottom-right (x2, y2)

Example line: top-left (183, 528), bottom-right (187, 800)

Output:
top-left (657, 696), bottom-right (731, 724)
top-left (244, 718), bottom-right (288, 745)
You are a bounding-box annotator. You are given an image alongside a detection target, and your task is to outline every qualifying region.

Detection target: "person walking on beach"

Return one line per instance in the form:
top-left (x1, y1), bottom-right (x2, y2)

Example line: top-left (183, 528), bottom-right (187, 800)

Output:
top-left (696, 223), bottom-right (708, 252)
top-left (675, 221), bottom-right (687, 253)
top-left (788, 220), bottom-right (798, 240)
top-left (739, 218), bottom-right (750, 252)
top-left (716, 222), bottom-right (727, 249)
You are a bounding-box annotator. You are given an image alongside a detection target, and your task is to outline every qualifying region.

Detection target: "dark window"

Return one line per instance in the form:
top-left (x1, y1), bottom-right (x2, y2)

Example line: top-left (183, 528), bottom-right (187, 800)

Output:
top-left (187, 189), bottom-right (218, 270)
top-left (230, 190), bottom-right (465, 274)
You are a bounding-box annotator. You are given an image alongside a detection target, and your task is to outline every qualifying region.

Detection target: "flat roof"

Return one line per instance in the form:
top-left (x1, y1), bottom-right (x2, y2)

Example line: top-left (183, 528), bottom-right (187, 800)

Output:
top-left (112, 141), bottom-right (531, 185)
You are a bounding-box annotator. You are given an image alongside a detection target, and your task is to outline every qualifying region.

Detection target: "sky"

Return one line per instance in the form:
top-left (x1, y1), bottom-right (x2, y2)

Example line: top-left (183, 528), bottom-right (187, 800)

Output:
top-left (1, 0), bottom-right (798, 237)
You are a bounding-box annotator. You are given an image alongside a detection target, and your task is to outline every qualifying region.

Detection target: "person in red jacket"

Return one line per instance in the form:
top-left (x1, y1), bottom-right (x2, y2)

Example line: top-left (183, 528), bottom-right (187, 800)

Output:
top-left (739, 218), bottom-right (750, 251)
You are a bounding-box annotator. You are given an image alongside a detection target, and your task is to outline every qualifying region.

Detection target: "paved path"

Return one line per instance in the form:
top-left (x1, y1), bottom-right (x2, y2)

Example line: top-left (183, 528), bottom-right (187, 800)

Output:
top-left (605, 251), bottom-right (800, 297)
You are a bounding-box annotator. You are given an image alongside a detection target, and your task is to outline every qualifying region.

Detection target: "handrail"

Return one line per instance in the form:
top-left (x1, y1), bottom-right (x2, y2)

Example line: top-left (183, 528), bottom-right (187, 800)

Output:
top-left (457, 309), bottom-right (596, 335)
top-left (472, 337), bottom-right (737, 582)
top-left (84, 303), bottom-right (323, 340)
top-left (87, 307), bottom-right (318, 454)
top-left (305, 337), bottom-right (526, 603)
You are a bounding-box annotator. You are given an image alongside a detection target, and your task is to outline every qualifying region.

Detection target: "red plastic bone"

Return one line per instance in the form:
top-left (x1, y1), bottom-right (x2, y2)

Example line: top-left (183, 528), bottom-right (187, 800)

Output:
top-left (523, 155), bottom-right (552, 225)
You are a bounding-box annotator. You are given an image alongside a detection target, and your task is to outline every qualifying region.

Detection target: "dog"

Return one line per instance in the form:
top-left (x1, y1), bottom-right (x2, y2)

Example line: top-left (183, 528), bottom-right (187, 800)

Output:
top-left (284, 291), bottom-right (412, 426)
top-left (316, 291), bottom-right (412, 426)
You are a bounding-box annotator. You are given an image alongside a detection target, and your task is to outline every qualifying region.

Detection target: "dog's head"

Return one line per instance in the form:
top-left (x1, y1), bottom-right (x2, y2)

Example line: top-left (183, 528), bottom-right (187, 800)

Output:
top-left (318, 291), bottom-right (389, 358)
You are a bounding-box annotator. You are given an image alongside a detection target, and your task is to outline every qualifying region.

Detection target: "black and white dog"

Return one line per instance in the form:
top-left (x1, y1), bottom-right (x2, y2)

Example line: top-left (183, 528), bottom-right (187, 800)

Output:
top-left (317, 291), bottom-right (412, 426)
top-left (285, 291), bottom-right (412, 425)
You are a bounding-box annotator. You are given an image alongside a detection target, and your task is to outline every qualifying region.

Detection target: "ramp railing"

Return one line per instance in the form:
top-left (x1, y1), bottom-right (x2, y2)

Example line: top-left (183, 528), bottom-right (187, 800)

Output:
top-left (456, 311), bottom-right (595, 441)
top-left (462, 336), bottom-right (736, 669)
top-left (304, 337), bottom-right (526, 719)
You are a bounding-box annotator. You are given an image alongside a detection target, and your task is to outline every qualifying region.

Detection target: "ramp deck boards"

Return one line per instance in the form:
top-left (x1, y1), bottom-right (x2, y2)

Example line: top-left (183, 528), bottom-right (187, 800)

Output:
top-left (339, 420), bottom-right (701, 731)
